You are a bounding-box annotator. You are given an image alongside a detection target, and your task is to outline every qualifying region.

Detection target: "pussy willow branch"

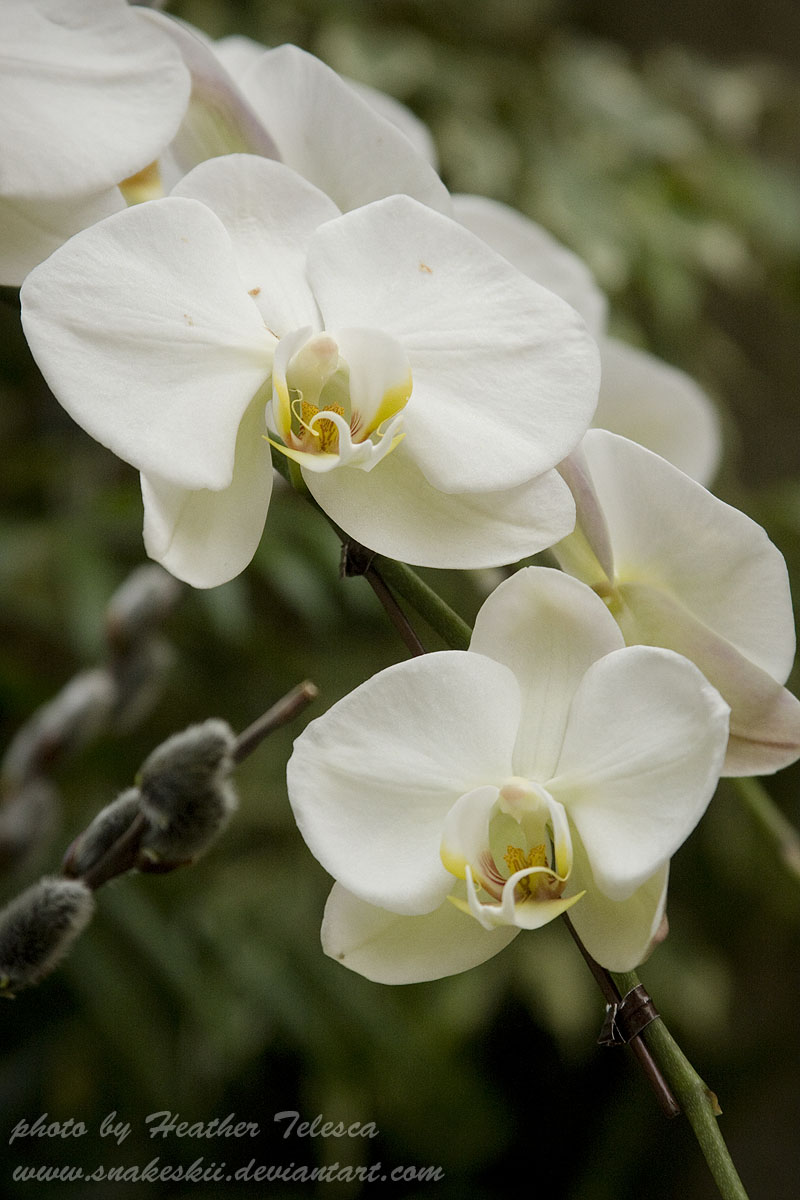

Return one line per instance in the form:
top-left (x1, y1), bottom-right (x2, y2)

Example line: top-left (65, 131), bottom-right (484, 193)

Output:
top-left (233, 680), bottom-right (320, 763)
top-left (0, 564), bottom-right (182, 876)
top-left (77, 681), bottom-right (319, 893)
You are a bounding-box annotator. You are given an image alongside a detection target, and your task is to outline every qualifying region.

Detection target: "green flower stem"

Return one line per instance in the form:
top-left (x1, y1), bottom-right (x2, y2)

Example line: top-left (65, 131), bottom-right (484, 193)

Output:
top-left (370, 556), bottom-right (472, 650)
top-left (613, 969), bottom-right (750, 1200)
top-left (731, 776), bottom-right (800, 882)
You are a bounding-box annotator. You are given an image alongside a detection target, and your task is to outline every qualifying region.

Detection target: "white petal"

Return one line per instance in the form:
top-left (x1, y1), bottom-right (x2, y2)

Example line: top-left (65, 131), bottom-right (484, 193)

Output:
top-left (238, 45), bottom-right (451, 214)
top-left (549, 645), bottom-right (729, 899)
top-left (1, 0), bottom-right (189, 200)
top-left (453, 193), bottom-right (608, 337)
top-left (20, 198), bottom-right (274, 490)
top-left (321, 883), bottom-right (518, 984)
top-left (556, 446), bottom-right (615, 585)
top-left (303, 444), bottom-right (577, 567)
top-left (287, 652), bottom-right (521, 915)
top-left (140, 11), bottom-right (280, 184)
top-left (307, 195), bottom-right (601, 494)
top-left (595, 338), bottom-right (721, 485)
top-left (269, 325), bottom-right (317, 444)
top-left (568, 844), bottom-right (669, 972)
top-left (470, 568), bottom-right (624, 782)
top-left (0, 188), bottom-right (124, 288)
top-left (213, 34), bottom-right (268, 77)
top-left (573, 430), bottom-right (796, 683)
top-left (439, 786), bottom-right (499, 880)
top-left (350, 79), bottom-right (439, 169)
top-left (141, 398), bottom-right (273, 588)
top-left (332, 327), bottom-right (412, 438)
top-left (172, 155), bottom-right (336, 334)
top-left (620, 582), bottom-right (800, 776)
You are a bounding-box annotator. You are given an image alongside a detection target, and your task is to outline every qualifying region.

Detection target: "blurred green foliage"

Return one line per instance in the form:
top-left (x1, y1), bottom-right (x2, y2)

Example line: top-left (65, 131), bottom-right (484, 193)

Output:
top-left (3, 2), bottom-right (800, 1197)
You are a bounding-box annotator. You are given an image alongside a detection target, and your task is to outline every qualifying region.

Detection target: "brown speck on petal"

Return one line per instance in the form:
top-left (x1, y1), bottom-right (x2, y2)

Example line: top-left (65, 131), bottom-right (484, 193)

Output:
top-left (419, 262), bottom-right (432, 273)
top-left (249, 287), bottom-right (261, 297)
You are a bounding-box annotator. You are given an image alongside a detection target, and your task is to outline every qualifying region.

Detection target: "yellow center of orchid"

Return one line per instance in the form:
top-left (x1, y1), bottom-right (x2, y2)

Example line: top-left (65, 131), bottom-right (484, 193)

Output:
top-left (502, 842), bottom-right (558, 900)
top-left (297, 400), bottom-right (346, 454)
top-left (269, 330), bottom-right (412, 472)
top-left (441, 780), bottom-right (583, 930)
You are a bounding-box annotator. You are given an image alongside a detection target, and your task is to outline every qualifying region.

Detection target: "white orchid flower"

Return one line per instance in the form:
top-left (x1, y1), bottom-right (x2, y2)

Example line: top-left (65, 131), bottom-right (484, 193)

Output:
top-left (453, 195), bottom-right (721, 485)
top-left (287, 568), bottom-right (730, 982)
top-left (21, 154), bottom-right (600, 587)
top-left (0, 0), bottom-right (191, 286)
top-left (555, 429), bottom-right (800, 776)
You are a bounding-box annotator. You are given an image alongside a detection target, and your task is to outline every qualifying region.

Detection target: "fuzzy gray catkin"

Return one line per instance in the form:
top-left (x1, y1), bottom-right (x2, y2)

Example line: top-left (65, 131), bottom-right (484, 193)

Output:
top-left (62, 788), bottom-right (142, 878)
top-left (0, 877), bottom-right (95, 995)
top-left (138, 719), bottom-right (238, 865)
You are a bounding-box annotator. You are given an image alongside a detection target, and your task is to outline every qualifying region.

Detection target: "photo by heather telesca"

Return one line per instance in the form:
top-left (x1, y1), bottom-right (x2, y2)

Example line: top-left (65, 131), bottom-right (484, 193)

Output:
top-left (3, 2), bottom-right (800, 1198)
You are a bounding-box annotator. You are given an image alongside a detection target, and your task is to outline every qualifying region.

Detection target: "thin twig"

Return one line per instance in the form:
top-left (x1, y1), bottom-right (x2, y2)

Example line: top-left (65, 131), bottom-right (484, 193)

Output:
top-left (563, 915), bottom-right (680, 1119)
top-left (233, 680), bottom-right (319, 764)
top-left (341, 538), bottom-right (427, 656)
top-left (374, 555), bottom-right (472, 650)
top-left (364, 565), bottom-right (427, 657)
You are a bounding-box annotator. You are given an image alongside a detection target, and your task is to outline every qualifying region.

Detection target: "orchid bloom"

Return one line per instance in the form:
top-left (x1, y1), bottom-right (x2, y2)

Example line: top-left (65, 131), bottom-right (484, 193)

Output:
top-left (555, 429), bottom-right (800, 776)
top-left (453, 195), bottom-right (721, 485)
top-left (287, 568), bottom-right (729, 983)
top-left (21, 154), bottom-right (599, 587)
top-left (2, 2), bottom-right (448, 285)
top-left (0, 0), bottom-right (191, 286)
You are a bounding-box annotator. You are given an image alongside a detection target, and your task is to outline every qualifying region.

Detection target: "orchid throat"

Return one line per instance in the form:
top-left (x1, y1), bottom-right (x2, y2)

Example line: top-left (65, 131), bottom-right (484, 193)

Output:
top-left (268, 328), bottom-right (412, 473)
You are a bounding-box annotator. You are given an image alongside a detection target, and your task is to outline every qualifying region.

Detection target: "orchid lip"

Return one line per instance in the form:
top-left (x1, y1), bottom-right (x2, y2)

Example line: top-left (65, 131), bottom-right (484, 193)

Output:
top-left (440, 778), bottom-right (575, 932)
top-left (266, 326), bottom-right (412, 474)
